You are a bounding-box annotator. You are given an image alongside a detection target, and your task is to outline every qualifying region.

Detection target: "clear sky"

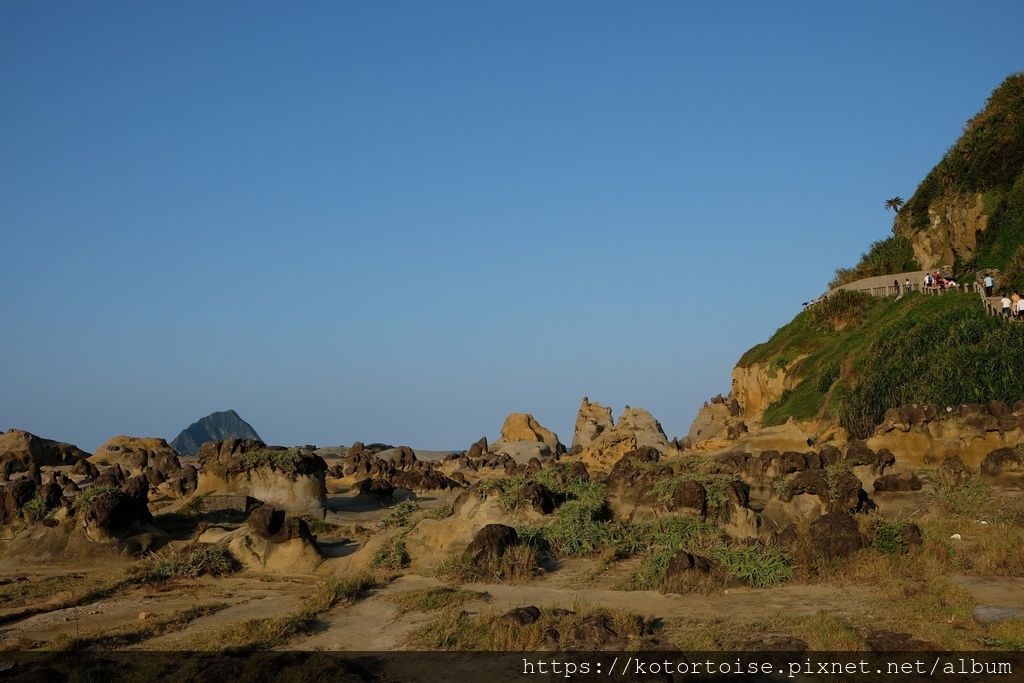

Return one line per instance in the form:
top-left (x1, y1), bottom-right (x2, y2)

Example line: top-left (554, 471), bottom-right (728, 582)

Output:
top-left (2, 2), bottom-right (1023, 452)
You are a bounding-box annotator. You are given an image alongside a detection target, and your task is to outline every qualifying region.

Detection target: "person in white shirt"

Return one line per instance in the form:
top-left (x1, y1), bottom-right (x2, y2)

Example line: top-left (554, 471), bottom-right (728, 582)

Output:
top-left (1017, 297), bottom-right (1024, 319)
top-left (984, 274), bottom-right (995, 297)
top-left (1002, 296), bottom-right (1012, 317)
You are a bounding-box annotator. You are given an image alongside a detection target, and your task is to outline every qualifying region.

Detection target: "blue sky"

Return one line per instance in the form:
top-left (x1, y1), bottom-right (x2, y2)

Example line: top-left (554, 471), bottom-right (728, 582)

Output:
top-left (2, 2), bottom-right (1023, 452)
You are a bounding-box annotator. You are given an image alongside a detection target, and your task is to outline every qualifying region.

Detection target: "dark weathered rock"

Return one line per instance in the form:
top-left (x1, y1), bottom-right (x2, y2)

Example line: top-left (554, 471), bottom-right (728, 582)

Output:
top-left (606, 448), bottom-right (710, 517)
top-left (809, 512), bottom-right (863, 561)
top-left (81, 483), bottom-right (153, 538)
top-left (938, 455), bottom-right (971, 488)
top-left (0, 479), bottom-right (37, 524)
top-left (72, 459), bottom-right (101, 479)
top-left (465, 524), bottom-right (518, 561)
top-left (845, 440), bottom-right (894, 474)
top-left (357, 478), bottom-right (395, 499)
top-left (198, 495), bottom-right (262, 514)
top-left (872, 472), bottom-right (923, 492)
top-left (664, 550), bottom-right (714, 581)
top-left (247, 505), bottom-right (317, 543)
top-left (817, 444), bottom-right (844, 467)
top-left (392, 468), bottom-right (460, 492)
top-left (567, 614), bottom-right (623, 649)
top-left (781, 468), bottom-right (874, 513)
top-left (865, 630), bottom-right (940, 652)
top-left (738, 633), bottom-right (808, 651)
top-left (467, 437), bottom-right (489, 459)
top-left (980, 448), bottom-right (1023, 477)
top-left (514, 482), bottom-right (555, 514)
top-left (499, 606), bottom-right (541, 627)
top-left (760, 450), bottom-right (821, 477)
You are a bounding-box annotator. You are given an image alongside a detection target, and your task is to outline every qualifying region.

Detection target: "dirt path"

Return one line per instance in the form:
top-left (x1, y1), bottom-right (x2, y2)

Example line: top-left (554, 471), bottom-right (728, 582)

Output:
top-left (955, 575), bottom-right (1024, 608)
top-left (286, 571), bottom-right (882, 651)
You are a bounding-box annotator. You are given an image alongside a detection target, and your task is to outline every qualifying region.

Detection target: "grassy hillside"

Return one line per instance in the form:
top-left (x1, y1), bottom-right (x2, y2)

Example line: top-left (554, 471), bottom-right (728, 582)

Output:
top-left (741, 291), bottom-right (1024, 438)
top-left (831, 73), bottom-right (1024, 291)
top-left (902, 73), bottom-right (1024, 230)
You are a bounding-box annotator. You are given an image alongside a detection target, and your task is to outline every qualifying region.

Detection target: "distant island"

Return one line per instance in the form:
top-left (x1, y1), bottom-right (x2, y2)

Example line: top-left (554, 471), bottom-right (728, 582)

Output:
top-left (170, 409), bottom-right (261, 455)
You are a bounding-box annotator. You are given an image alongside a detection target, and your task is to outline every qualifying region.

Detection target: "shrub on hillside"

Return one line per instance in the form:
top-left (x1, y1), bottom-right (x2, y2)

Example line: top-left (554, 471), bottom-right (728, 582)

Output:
top-left (828, 236), bottom-right (919, 289)
top-left (835, 294), bottom-right (1024, 437)
top-left (812, 290), bottom-right (873, 331)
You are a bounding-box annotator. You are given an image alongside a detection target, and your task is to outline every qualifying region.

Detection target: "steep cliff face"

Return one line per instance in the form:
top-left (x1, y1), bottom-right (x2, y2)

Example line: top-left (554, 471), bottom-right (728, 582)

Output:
top-left (896, 192), bottom-right (989, 269)
top-left (691, 74), bottom-right (1024, 448)
top-left (891, 73), bottom-right (1024, 275)
top-left (731, 363), bottom-right (794, 419)
top-left (687, 360), bottom-right (805, 448)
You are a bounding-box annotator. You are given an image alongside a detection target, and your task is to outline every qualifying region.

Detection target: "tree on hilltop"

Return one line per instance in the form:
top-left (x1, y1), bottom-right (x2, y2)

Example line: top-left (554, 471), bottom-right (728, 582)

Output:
top-left (884, 196), bottom-right (904, 214)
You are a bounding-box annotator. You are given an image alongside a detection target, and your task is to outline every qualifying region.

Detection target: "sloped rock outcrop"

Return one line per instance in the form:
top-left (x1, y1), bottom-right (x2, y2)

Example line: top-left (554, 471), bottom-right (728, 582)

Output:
top-left (571, 397), bottom-right (614, 450)
top-left (0, 429), bottom-right (89, 476)
top-left (869, 402), bottom-right (1024, 467)
top-left (201, 504), bottom-right (323, 573)
top-left (574, 405), bottom-right (672, 471)
top-left (980, 447), bottom-right (1024, 477)
top-left (196, 439), bottom-right (327, 514)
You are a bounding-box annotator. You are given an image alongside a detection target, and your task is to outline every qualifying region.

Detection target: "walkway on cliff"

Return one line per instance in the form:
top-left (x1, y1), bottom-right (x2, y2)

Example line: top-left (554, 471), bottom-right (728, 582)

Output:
top-left (821, 270), bottom-right (1019, 321)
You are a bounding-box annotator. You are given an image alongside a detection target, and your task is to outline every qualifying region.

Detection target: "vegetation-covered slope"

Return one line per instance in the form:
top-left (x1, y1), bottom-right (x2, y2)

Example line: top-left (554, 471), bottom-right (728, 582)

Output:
top-left (738, 74), bottom-right (1024, 438)
top-left (831, 73), bottom-right (1024, 291)
top-left (741, 291), bottom-right (1024, 438)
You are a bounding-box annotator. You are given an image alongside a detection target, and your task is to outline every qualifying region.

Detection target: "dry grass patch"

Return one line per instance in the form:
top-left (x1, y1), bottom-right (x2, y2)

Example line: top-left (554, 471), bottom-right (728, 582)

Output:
top-left (0, 575), bottom-right (133, 627)
top-left (39, 603), bottom-right (229, 651)
top-left (436, 545), bottom-right (542, 584)
top-left (180, 572), bottom-right (383, 652)
top-left (386, 587), bottom-right (490, 615)
top-left (797, 610), bottom-right (864, 650)
top-left (405, 603), bottom-right (656, 651)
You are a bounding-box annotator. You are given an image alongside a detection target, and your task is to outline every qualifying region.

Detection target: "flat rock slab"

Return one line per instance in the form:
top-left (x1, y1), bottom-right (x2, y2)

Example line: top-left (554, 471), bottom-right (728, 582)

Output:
top-left (973, 605), bottom-right (1024, 625)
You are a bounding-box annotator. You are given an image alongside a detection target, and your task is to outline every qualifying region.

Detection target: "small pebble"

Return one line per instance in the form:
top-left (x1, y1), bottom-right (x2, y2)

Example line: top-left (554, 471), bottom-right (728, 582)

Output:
top-left (950, 533), bottom-right (962, 541)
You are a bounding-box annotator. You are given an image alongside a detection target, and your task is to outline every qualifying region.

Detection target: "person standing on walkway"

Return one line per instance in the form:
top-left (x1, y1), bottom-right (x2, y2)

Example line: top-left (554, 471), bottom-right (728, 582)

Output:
top-left (1001, 295), bottom-right (1012, 317)
top-left (925, 273), bottom-right (933, 291)
top-left (984, 274), bottom-right (995, 297)
top-left (1013, 293), bottom-right (1022, 320)
top-left (894, 279), bottom-right (900, 296)
top-left (905, 278), bottom-right (911, 293)
top-left (1017, 295), bottom-right (1024, 321)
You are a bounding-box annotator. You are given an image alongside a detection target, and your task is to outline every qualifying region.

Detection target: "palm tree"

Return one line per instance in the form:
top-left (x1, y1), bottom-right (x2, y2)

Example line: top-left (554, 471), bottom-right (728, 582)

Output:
top-left (884, 196), bottom-right (904, 214)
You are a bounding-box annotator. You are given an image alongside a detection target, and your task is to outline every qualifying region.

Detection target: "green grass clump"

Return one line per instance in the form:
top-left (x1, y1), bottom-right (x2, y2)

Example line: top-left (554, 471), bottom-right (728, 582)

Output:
top-left (379, 500), bottom-right (420, 529)
top-left (239, 449), bottom-right (304, 474)
top-left (871, 518), bottom-right (917, 555)
top-left (829, 237), bottom-right (920, 289)
top-left (476, 476), bottom-right (527, 510)
top-left (621, 517), bottom-right (723, 590)
top-left (934, 478), bottom-right (995, 517)
top-left (73, 486), bottom-right (119, 512)
top-left (437, 544), bottom-right (541, 583)
top-left (21, 496), bottom-right (53, 523)
top-left (525, 486), bottom-right (612, 557)
top-left (811, 290), bottom-right (875, 330)
top-left (387, 587), bottom-right (489, 615)
top-left (708, 544), bottom-right (794, 588)
top-left (424, 504), bottom-right (454, 520)
top-left (128, 545), bottom-right (240, 583)
top-left (371, 536), bottom-right (410, 571)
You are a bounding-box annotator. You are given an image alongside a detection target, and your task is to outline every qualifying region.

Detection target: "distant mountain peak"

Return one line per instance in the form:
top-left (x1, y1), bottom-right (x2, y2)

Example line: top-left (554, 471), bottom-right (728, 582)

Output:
top-left (170, 409), bottom-right (261, 456)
